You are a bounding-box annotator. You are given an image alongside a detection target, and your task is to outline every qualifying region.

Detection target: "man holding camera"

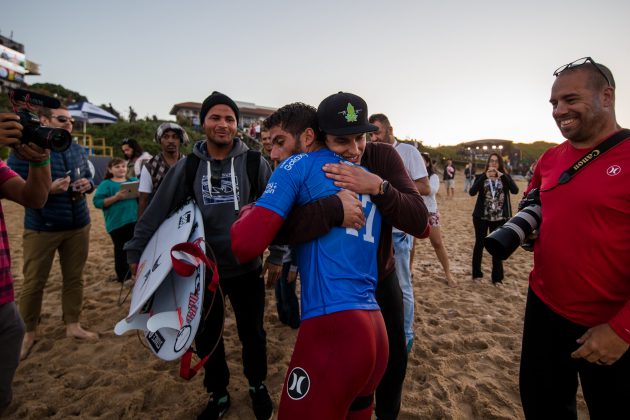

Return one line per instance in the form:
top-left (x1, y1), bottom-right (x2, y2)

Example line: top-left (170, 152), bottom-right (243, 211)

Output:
top-left (519, 58), bottom-right (630, 419)
top-left (0, 112), bottom-right (51, 415)
top-left (8, 106), bottom-right (97, 361)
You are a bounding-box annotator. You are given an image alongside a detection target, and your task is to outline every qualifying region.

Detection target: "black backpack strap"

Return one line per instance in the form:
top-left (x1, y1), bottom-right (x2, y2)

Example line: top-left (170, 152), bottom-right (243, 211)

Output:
top-left (169, 153), bottom-right (200, 213)
top-left (246, 150), bottom-right (261, 201)
top-left (184, 153), bottom-right (201, 199)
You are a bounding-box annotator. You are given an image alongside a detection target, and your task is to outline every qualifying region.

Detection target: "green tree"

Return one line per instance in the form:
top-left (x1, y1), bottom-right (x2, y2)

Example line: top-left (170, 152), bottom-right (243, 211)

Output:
top-left (88, 120), bottom-right (198, 157)
top-left (100, 103), bottom-right (123, 121)
top-left (29, 83), bottom-right (88, 104)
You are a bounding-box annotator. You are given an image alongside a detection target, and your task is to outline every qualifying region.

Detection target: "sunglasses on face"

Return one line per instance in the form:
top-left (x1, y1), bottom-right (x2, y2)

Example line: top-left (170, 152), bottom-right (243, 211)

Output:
top-left (553, 56), bottom-right (611, 87)
top-left (51, 115), bottom-right (75, 124)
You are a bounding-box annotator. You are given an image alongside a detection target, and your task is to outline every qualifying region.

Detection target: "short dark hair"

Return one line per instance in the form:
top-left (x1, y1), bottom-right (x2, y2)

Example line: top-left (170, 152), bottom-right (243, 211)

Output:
top-left (38, 106), bottom-right (68, 119)
top-left (368, 113), bottom-right (391, 127)
top-left (421, 152), bottom-right (434, 177)
top-left (562, 62), bottom-right (616, 91)
top-left (263, 102), bottom-right (321, 142)
top-left (121, 138), bottom-right (144, 159)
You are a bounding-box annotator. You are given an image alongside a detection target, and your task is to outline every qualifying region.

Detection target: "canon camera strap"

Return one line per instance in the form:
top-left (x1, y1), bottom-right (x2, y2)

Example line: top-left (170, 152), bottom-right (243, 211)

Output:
top-left (557, 129), bottom-right (630, 185)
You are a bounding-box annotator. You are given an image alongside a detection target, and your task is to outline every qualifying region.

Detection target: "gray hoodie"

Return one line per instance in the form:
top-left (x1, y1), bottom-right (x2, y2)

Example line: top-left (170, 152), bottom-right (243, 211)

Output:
top-left (125, 137), bottom-right (278, 279)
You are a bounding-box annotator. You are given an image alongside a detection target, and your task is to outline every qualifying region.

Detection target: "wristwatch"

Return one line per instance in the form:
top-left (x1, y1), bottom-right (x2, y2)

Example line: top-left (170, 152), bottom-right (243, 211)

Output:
top-left (378, 179), bottom-right (390, 195)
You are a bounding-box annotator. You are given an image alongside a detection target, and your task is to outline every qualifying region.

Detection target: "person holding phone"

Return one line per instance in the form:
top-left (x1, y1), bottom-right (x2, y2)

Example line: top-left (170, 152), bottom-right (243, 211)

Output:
top-left (469, 153), bottom-right (518, 286)
top-left (7, 106), bottom-right (97, 361)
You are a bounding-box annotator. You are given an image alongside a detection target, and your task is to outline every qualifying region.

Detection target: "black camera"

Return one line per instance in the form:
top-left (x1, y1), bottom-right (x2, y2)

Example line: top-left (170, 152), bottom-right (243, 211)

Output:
top-left (16, 109), bottom-right (72, 152)
top-left (8, 89), bottom-right (72, 153)
top-left (484, 188), bottom-right (542, 260)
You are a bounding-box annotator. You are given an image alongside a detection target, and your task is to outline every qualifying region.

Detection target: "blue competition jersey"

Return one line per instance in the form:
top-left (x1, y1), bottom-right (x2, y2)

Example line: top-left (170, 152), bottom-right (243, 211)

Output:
top-left (256, 148), bottom-right (382, 320)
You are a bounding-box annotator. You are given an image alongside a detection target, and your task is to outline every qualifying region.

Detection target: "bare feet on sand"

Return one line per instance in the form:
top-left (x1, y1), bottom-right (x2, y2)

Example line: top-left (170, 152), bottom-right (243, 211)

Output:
top-left (20, 331), bottom-right (37, 360)
top-left (66, 323), bottom-right (99, 340)
top-left (446, 276), bottom-right (458, 288)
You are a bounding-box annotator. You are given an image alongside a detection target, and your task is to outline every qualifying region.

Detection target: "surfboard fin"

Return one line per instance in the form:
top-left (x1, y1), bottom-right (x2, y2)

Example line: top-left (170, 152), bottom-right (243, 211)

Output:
top-left (114, 313), bottom-right (150, 335)
top-left (146, 310), bottom-right (183, 332)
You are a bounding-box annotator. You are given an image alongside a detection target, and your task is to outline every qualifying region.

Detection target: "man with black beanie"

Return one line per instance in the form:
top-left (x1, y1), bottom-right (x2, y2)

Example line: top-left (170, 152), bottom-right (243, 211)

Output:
top-left (125, 91), bottom-right (277, 420)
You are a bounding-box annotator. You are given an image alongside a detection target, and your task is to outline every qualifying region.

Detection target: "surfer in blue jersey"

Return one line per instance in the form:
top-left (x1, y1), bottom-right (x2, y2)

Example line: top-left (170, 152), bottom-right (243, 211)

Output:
top-left (231, 95), bottom-right (389, 420)
top-left (125, 92), bottom-right (279, 420)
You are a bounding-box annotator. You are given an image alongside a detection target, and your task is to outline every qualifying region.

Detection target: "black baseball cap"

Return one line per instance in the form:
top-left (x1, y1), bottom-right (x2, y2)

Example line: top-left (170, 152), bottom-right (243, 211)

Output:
top-left (317, 92), bottom-right (378, 136)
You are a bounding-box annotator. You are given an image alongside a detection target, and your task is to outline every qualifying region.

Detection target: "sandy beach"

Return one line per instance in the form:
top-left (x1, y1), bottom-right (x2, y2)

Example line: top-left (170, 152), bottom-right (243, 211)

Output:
top-left (3, 179), bottom-right (589, 419)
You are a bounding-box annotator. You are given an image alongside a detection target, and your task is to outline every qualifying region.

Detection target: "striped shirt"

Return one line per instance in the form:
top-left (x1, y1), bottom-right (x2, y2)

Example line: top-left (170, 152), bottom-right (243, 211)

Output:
top-left (0, 160), bottom-right (18, 304)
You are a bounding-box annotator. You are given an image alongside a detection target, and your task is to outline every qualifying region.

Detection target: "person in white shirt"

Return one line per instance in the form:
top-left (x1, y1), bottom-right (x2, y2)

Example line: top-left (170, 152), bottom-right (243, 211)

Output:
top-left (421, 152), bottom-right (457, 287)
top-left (120, 138), bottom-right (152, 178)
top-left (137, 123), bottom-right (188, 217)
top-left (369, 113), bottom-right (429, 352)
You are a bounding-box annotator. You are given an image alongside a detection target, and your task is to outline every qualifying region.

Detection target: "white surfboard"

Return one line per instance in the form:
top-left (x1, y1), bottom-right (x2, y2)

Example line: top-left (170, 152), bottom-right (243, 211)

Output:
top-left (126, 201), bottom-right (196, 320)
top-left (115, 204), bottom-right (211, 361)
top-left (143, 207), bottom-right (206, 360)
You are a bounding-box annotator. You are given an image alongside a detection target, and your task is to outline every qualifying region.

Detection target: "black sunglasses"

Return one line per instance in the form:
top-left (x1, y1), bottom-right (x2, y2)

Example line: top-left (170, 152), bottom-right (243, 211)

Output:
top-left (553, 56), bottom-right (611, 87)
top-left (51, 115), bottom-right (75, 123)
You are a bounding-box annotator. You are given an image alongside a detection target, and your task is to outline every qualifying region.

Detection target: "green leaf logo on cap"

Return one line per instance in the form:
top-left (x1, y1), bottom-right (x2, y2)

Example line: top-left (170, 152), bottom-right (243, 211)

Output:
top-left (345, 103), bottom-right (358, 123)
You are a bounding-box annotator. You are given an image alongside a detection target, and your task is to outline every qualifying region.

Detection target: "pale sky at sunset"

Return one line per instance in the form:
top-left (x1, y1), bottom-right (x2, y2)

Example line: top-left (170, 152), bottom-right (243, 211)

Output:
top-left (3, 0), bottom-right (629, 146)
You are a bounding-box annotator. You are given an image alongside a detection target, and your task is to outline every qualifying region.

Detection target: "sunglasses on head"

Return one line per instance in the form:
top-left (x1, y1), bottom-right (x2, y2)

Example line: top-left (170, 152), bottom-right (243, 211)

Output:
top-left (553, 56), bottom-right (611, 87)
top-left (51, 115), bottom-right (75, 123)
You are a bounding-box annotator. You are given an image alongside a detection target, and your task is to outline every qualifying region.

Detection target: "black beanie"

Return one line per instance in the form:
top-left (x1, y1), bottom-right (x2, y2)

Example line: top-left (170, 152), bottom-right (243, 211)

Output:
top-left (199, 91), bottom-right (240, 124)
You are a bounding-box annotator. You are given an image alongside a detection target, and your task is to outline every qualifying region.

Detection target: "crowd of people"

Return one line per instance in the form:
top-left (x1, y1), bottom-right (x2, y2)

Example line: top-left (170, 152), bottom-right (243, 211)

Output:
top-left (0, 56), bottom-right (628, 420)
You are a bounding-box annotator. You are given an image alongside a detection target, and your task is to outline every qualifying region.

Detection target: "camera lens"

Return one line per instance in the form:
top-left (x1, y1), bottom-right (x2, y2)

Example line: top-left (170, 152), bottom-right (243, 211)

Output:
top-left (484, 228), bottom-right (522, 260)
top-left (484, 204), bottom-right (542, 260)
top-left (46, 128), bottom-right (72, 153)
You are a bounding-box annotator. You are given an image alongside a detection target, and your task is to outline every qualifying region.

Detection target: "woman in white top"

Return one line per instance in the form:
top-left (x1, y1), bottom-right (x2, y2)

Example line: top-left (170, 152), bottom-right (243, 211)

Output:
top-left (421, 152), bottom-right (457, 287)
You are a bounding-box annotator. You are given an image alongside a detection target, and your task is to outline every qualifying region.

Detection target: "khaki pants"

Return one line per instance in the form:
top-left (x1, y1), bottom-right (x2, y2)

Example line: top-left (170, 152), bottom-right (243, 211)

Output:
top-left (19, 225), bottom-right (90, 331)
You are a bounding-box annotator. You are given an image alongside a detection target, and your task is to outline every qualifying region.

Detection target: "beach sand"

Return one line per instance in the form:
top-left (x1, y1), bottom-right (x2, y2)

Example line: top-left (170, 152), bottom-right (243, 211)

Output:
top-left (4, 180), bottom-right (589, 419)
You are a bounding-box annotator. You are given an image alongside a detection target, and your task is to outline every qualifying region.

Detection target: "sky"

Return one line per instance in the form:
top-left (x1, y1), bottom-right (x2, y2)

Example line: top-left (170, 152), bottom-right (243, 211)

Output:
top-left (2, 0), bottom-right (630, 146)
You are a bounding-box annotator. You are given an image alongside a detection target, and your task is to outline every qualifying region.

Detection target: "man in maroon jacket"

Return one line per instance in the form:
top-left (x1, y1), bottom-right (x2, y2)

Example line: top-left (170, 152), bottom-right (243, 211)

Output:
top-left (271, 94), bottom-right (429, 420)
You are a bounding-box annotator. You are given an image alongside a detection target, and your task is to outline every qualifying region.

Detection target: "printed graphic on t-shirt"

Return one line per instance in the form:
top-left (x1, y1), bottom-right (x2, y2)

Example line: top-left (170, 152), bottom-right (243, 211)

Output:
top-left (202, 172), bottom-right (239, 205)
top-left (264, 182), bottom-right (277, 195)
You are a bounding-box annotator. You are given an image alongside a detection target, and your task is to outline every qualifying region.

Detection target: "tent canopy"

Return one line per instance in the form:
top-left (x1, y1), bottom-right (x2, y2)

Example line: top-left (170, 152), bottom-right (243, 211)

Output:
top-left (67, 102), bottom-right (118, 124)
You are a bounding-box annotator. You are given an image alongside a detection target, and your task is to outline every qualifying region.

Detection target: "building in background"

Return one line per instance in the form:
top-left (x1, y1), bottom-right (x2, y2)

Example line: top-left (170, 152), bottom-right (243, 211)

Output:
top-left (170, 100), bottom-right (276, 129)
top-left (0, 33), bottom-right (40, 93)
top-left (459, 139), bottom-right (522, 173)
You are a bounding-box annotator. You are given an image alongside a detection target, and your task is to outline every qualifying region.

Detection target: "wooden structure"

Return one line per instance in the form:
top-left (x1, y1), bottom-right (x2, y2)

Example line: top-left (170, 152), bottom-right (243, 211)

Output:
top-left (73, 134), bottom-right (113, 157)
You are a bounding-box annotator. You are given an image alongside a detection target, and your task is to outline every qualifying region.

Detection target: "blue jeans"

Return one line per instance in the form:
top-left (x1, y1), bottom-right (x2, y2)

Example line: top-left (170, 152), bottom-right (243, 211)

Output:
top-left (393, 231), bottom-right (414, 345)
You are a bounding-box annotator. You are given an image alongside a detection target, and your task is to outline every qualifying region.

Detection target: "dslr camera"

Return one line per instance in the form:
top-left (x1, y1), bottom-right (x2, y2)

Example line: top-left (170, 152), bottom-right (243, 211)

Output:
top-left (9, 89), bottom-right (72, 153)
top-left (484, 188), bottom-right (542, 260)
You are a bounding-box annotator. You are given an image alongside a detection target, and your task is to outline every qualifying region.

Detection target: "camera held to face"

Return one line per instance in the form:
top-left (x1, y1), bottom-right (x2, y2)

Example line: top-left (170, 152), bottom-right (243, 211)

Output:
top-left (484, 188), bottom-right (542, 260)
top-left (16, 109), bottom-right (72, 153)
top-left (8, 88), bottom-right (72, 153)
